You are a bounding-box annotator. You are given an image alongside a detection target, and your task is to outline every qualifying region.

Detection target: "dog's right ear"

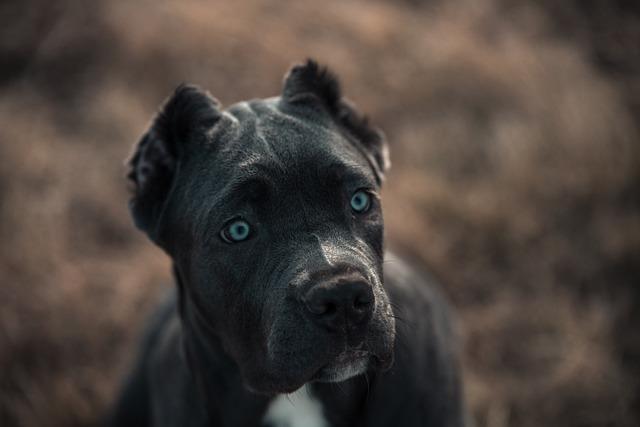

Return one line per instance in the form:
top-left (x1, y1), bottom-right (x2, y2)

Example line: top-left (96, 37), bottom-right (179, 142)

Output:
top-left (127, 84), bottom-right (220, 241)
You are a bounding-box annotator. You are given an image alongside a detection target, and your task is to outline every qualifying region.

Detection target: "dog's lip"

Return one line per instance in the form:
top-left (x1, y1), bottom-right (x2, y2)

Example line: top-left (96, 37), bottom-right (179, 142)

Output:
top-left (254, 348), bottom-right (393, 393)
top-left (245, 368), bottom-right (315, 395)
top-left (310, 349), bottom-right (371, 379)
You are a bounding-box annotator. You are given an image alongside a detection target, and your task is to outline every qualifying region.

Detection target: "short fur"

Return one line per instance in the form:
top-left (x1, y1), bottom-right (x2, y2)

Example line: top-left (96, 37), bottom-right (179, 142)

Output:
top-left (110, 60), bottom-right (467, 427)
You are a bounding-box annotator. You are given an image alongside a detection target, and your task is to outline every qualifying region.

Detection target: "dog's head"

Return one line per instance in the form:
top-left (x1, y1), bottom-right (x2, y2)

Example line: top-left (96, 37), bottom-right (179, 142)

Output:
top-left (127, 60), bottom-right (395, 394)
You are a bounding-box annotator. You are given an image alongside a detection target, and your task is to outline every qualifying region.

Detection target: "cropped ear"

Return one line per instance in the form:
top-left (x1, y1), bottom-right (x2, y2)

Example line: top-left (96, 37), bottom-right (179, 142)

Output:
top-left (282, 59), bottom-right (390, 182)
top-left (127, 84), bottom-right (221, 241)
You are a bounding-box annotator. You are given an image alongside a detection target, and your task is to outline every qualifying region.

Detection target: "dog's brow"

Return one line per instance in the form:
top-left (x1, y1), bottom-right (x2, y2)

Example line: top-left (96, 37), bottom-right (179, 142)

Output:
top-left (228, 176), bottom-right (273, 202)
top-left (221, 174), bottom-right (273, 205)
top-left (323, 161), bottom-right (376, 187)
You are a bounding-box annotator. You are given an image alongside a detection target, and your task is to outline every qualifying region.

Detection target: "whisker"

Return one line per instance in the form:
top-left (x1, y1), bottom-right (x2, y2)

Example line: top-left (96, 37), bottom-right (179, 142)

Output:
top-left (388, 301), bottom-right (406, 315)
top-left (364, 371), bottom-right (371, 403)
top-left (391, 314), bottom-right (409, 325)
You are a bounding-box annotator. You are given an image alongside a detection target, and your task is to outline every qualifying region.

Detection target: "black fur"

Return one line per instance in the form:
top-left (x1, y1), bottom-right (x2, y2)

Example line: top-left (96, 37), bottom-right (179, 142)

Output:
top-left (282, 59), bottom-right (389, 181)
top-left (126, 84), bottom-right (220, 240)
top-left (110, 60), bottom-right (467, 427)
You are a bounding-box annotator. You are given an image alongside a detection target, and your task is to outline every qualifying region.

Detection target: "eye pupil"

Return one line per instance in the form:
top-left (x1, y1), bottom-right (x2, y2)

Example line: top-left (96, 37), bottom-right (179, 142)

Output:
top-left (222, 219), bottom-right (251, 243)
top-left (350, 190), bottom-right (371, 213)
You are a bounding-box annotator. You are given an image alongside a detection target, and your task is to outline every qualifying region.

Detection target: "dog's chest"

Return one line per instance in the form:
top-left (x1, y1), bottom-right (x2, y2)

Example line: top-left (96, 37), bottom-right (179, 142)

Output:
top-left (262, 385), bottom-right (329, 427)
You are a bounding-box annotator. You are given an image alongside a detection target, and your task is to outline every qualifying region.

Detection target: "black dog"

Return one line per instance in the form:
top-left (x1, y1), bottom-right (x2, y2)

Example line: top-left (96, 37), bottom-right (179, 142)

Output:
top-left (110, 60), bottom-right (467, 427)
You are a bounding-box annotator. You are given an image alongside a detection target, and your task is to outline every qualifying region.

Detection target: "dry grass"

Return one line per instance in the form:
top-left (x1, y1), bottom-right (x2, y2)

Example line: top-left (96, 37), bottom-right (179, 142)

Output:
top-left (1, 0), bottom-right (639, 426)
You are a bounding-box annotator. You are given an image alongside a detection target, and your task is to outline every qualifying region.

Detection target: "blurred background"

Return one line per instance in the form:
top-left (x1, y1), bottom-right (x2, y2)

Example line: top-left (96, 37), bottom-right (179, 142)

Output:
top-left (1, 0), bottom-right (639, 426)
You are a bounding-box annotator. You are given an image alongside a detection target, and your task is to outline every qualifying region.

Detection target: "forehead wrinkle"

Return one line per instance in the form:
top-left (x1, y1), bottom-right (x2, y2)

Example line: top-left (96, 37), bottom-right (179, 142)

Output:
top-left (227, 100), bottom-right (290, 173)
top-left (254, 120), bottom-right (288, 174)
top-left (219, 169), bottom-right (275, 206)
top-left (321, 158), bottom-right (376, 187)
top-left (247, 98), bottom-right (374, 183)
top-left (197, 163), bottom-right (279, 228)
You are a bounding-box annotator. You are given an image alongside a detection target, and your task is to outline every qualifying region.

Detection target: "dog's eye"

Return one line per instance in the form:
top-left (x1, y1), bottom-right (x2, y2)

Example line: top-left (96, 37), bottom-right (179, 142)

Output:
top-left (350, 190), bottom-right (371, 213)
top-left (220, 219), bottom-right (251, 243)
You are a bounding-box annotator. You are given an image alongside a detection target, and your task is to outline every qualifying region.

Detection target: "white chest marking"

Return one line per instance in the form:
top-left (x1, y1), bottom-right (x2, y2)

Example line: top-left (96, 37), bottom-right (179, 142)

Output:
top-left (262, 385), bottom-right (329, 427)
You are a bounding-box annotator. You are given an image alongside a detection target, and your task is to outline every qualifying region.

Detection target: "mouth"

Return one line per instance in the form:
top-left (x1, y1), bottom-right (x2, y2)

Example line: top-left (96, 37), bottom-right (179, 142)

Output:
top-left (247, 345), bottom-right (395, 395)
top-left (312, 349), bottom-right (372, 383)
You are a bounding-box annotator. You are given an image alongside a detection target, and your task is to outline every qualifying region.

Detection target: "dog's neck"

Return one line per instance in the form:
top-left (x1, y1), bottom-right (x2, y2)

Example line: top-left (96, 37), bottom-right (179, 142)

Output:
top-left (172, 264), bottom-right (269, 423)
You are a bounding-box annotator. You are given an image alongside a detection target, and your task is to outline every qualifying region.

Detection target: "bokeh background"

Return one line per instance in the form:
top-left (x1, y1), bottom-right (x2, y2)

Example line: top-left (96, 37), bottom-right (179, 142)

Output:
top-left (1, 0), bottom-right (639, 426)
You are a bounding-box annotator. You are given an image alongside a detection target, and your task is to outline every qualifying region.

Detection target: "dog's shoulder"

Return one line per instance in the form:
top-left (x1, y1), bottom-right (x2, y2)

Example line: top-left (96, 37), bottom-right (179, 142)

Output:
top-left (370, 253), bottom-right (467, 426)
top-left (384, 251), bottom-right (460, 366)
top-left (142, 290), bottom-right (211, 425)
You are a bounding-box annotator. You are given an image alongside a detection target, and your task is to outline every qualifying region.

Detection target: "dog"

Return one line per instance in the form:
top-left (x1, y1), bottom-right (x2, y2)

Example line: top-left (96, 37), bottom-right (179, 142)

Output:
top-left (109, 60), bottom-right (467, 427)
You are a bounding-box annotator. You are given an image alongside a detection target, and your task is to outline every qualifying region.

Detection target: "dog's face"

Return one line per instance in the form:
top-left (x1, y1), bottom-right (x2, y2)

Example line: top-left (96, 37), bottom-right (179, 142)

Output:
top-left (127, 61), bottom-right (395, 394)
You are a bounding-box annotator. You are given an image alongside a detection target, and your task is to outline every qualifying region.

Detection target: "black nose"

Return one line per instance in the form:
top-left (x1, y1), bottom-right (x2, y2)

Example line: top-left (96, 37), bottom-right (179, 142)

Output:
top-left (302, 277), bottom-right (374, 332)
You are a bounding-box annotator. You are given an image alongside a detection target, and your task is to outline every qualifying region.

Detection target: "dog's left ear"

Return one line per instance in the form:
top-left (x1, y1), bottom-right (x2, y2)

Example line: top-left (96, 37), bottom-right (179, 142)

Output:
top-left (282, 59), bottom-right (390, 182)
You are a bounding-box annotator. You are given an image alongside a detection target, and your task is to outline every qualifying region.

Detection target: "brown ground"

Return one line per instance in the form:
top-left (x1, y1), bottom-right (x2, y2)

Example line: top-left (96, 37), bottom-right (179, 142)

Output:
top-left (1, 1), bottom-right (639, 426)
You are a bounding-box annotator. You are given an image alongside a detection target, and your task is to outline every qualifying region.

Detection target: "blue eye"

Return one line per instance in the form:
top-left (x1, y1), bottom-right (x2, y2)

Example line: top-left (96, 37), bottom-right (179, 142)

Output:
top-left (350, 190), bottom-right (371, 213)
top-left (221, 219), bottom-right (251, 243)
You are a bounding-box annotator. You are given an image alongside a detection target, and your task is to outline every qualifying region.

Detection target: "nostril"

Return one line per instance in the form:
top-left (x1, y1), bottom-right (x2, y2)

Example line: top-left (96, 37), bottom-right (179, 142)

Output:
top-left (317, 302), bottom-right (337, 316)
top-left (353, 297), bottom-right (372, 312)
top-left (304, 298), bottom-right (337, 316)
top-left (348, 285), bottom-right (374, 325)
top-left (324, 302), bottom-right (337, 315)
top-left (354, 290), bottom-right (373, 306)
